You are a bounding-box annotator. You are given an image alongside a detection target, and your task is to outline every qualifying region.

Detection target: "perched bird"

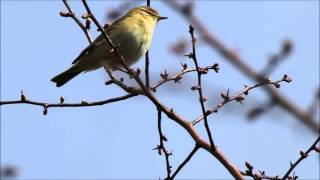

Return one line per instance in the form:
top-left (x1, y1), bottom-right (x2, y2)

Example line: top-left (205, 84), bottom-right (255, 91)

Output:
top-left (51, 6), bottom-right (167, 87)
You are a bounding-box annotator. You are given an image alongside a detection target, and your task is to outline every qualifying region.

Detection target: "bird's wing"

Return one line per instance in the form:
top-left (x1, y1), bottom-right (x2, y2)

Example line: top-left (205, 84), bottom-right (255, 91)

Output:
top-left (71, 34), bottom-right (105, 64)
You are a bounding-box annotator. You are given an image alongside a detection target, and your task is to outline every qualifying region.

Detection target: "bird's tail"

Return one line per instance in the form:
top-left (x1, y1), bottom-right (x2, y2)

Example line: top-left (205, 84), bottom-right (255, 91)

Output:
top-left (51, 66), bottom-right (82, 87)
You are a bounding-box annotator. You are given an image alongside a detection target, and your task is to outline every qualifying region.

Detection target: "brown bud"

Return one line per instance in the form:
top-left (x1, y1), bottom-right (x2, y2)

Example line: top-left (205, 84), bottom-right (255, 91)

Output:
top-left (81, 13), bottom-right (90, 19)
top-left (212, 63), bottom-right (220, 73)
top-left (282, 74), bottom-right (292, 83)
top-left (221, 89), bottom-right (230, 100)
top-left (81, 100), bottom-right (88, 105)
top-left (244, 85), bottom-right (249, 95)
top-left (299, 150), bottom-right (307, 158)
top-left (160, 70), bottom-right (168, 80)
top-left (184, 53), bottom-right (194, 59)
top-left (181, 63), bottom-right (188, 70)
top-left (105, 80), bottom-right (114, 85)
top-left (273, 83), bottom-right (280, 88)
top-left (174, 76), bottom-right (182, 83)
top-left (245, 161), bottom-right (253, 171)
top-left (162, 135), bottom-right (168, 142)
top-left (60, 96), bottom-right (64, 104)
top-left (43, 104), bottom-right (48, 116)
top-left (85, 19), bottom-right (91, 30)
top-left (191, 85), bottom-right (200, 91)
top-left (60, 11), bottom-right (73, 17)
top-left (151, 87), bottom-right (157, 92)
top-left (200, 96), bottom-right (207, 102)
top-left (43, 107), bottom-right (48, 116)
top-left (136, 68), bottom-right (141, 76)
top-left (235, 96), bottom-right (245, 104)
top-left (199, 67), bottom-right (208, 74)
top-left (189, 25), bottom-right (194, 33)
top-left (20, 90), bottom-right (26, 101)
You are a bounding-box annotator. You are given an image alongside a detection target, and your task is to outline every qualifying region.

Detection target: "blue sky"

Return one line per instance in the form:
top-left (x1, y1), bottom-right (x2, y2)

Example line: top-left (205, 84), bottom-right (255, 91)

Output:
top-left (1, 1), bottom-right (319, 179)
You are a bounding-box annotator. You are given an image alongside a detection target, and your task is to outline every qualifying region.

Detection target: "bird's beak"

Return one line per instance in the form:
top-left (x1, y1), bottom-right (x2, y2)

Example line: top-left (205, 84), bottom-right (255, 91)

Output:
top-left (157, 16), bottom-right (168, 21)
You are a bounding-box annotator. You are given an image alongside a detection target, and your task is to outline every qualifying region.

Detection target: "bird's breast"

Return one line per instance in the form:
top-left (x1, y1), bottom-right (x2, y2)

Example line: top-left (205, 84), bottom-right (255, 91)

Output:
top-left (109, 19), bottom-right (153, 66)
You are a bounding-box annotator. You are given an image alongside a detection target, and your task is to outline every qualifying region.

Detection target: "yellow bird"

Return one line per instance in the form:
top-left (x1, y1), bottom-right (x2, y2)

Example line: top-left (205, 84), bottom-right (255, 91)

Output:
top-left (51, 6), bottom-right (167, 87)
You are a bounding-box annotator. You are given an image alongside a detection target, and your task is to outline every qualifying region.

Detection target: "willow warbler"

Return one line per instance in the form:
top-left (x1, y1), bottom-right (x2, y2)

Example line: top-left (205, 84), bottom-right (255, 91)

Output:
top-left (51, 6), bottom-right (167, 87)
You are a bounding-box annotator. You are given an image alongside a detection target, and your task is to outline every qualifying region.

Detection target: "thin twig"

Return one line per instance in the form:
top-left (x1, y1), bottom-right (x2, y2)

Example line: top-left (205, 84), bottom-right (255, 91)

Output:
top-left (145, 51), bottom-right (150, 88)
top-left (188, 25), bottom-right (215, 149)
top-left (145, 0), bottom-right (151, 88)
top-left (155, 108), bottom-right (172, 179)
top-left (193, 75), bottom-right (292, 125)
top-left (281, 136), bottom-right (320, 180)
top-left (0, 93), bottom-right (138, 108)
top-left (241, 136), bottom-right (320, 180)
top-left (152, 64), bottom-right (218, 90)
top-left (171, 144), bottom-right (200, 179)
top-left (62, 0), bottom-right (93, 44)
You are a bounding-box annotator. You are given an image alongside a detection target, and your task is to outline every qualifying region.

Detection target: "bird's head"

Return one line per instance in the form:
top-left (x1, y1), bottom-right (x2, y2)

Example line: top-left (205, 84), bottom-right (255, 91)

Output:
top-left (128, 6), bottom-right (168, 24)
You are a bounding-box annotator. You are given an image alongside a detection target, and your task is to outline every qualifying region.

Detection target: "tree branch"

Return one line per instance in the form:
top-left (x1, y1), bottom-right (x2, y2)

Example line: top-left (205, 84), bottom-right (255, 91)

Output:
top-left (61, 0), bottom-right (93, 44)
top-left (151, 63), bottom-right (219, 90)
top-left (187, 25), bottom-right (215, 149)
top-left (154, 108), bottom-right (172, 179)
top-left (171, 144), bottom-right (200, 179)
top-left (145, 0), bottom-right (151, 89)
top-left (281, 136), bottom-right (320, 180)
top-left (0, 92), bottom-right (139, 115)
top-left (193, 75), bottom-right (292, 125)
top-left (241, 136), bottom-right (320, 180)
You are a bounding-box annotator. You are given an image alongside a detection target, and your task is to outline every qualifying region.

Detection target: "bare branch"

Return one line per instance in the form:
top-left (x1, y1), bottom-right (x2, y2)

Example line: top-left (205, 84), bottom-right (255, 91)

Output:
top-left (152, 63), bottom-right (218, 90)
top-left (281, 136), bottom-right (320, 180)
top-left (154, 109), bottom-right (172, 179)
top-left (145, 0), bottom-right (151, 89)
top-left (171, 144), bottom-right (200, 179)
top-left (241, 161), bottom-right (281, 180)
top-left (61, 0), bottom-right (93, 44)
top-left (193, 75), bottom-right (292, 125)
top-left (145, 51), bottom-right (150, 88)
top-left (241, 136), bottom-right (320, 180)
top-left (0, 93), bottom-right (139, 116)
top-left (187, 25), bottom-right (215, 149)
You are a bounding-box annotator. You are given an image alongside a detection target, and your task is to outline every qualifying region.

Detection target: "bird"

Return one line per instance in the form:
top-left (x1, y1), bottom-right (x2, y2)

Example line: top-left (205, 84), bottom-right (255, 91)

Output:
top-left (51, 6), bottom-right (167, 87)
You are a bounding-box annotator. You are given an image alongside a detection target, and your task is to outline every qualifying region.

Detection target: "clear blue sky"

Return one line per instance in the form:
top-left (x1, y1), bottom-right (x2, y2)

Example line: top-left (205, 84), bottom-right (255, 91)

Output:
top-left (1, 1), bottom-right (319, 179)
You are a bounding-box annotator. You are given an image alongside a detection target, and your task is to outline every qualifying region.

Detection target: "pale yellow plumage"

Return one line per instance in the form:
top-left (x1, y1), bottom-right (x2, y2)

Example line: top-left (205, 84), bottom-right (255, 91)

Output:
top-left (51, 6), bottom-right (167, 87)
